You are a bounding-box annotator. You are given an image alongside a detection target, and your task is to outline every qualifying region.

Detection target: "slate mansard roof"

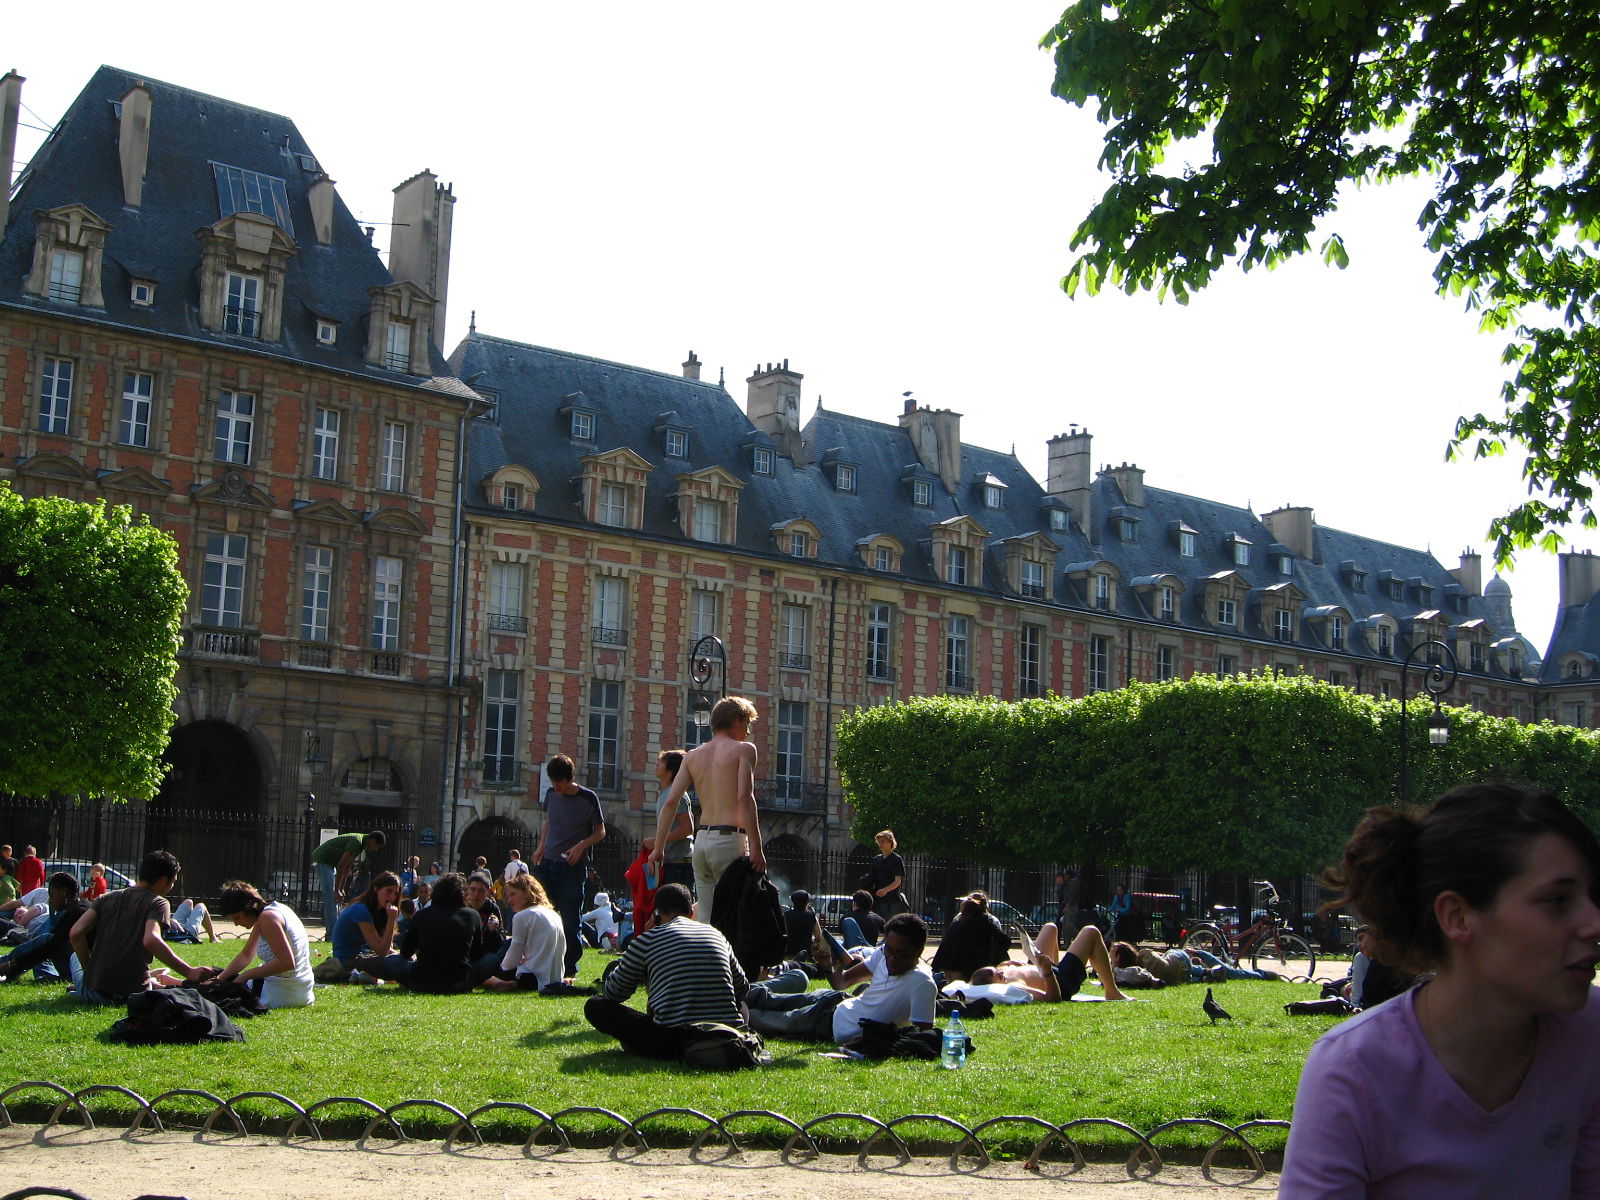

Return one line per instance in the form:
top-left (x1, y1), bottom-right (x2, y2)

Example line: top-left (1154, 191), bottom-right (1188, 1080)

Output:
top-left (453, 330), bottom-right (1528, 679)
top-left (0, 65), bottom-right (452, 383)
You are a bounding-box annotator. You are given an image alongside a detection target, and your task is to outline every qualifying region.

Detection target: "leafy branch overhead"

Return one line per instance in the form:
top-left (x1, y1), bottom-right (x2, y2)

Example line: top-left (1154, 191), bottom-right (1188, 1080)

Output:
top-left (1041, 0), bottom-right (1600, 562)
top-left (0, 486), bottom-right (186, 801)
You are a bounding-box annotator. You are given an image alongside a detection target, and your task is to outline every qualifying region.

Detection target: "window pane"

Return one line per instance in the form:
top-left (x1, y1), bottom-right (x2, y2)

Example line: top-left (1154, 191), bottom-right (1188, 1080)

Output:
top-left (371, 556), bottom-right (403, 650)
top-left (120, 372), bottom-right (153, 446)
top-left (202, 533), bottom-right (247, 627)
top-left (301, 546), bottom-right (333, 641)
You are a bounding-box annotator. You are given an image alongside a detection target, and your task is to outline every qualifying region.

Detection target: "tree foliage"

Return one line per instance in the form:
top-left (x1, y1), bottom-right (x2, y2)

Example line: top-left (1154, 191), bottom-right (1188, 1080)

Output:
top-left (0, 486), bottom-right (186, 801)
top-left (1041, 0), bottom-right (1600, 562)
top-left (836, 673), bottom-right (1600, 876)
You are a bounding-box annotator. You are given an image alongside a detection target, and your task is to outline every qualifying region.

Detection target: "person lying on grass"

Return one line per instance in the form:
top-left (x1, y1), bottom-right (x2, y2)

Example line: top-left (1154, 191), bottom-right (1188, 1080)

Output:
top-left (744, 912), bottom-right (938, 1044)
top-left (1113, 941), bottom-right (1276, 986)
top-left (967, 921), bottom-right (1133, 1001)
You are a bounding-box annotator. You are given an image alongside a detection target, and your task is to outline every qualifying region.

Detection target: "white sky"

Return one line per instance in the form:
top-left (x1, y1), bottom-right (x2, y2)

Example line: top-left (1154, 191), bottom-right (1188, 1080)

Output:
top-left (11, 1), bottom-right (1594, 654)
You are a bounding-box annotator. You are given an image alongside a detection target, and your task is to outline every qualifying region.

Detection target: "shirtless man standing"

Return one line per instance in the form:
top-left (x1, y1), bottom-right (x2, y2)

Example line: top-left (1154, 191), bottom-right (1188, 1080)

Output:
top-left (648, 696), bottom-right (764, 918)
top-left (968, 920), bottom-right (1134, 1002)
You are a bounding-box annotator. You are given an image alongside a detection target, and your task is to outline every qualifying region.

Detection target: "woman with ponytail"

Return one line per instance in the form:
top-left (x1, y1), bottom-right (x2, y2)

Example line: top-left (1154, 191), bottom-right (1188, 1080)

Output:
top-left (1280, 784), bottom-right (1600, 1197)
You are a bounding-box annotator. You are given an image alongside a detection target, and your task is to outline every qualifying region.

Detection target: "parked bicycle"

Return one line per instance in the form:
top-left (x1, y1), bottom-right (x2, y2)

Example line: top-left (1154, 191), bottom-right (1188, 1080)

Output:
top-left (1181, 881), bottom-right (1317, 978)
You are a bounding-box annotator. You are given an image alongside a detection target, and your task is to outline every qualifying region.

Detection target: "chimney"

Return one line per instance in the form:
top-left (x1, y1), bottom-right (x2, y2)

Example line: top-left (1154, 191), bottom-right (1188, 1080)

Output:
top-left (682, 350), bottom-right (701, 381)
top-left (388, 169), bottom-right (456, 338)
top-left (1450, 549), bottom-right (1482, 597)
top-left (0, 71), bottom-right (21, 230)
top-left (118, 81), bottom-right (152, 207)
top-left (1046, 427), bottom-right (1093, 533)
top-left (1106, 462), bottom-right (1145, 507)
top-left (307, 174), bottom-right (336, 246)
top-left (1559, 550), bottom-right (1600, 608)
top-left (746, 360), bottom-right (804, 459)
top-left (1262, 506), bottom-right (1317, 560)
top-left (897, 403), bottom-right (963, 494)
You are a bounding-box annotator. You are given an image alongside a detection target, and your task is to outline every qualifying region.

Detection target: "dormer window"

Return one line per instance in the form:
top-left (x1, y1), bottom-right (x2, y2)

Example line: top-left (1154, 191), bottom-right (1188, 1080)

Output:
top-left (1274, 609), bottom-right (1293, 641)
top-left (753, 447), bottom-right (774, 475)
top-left (1178, 528), bottom-right (1197, 557)
top-left (693, 499), bottom-right (724, 541)
top-left (1331, 615), bottom-right (1344, 650)
top-left (315, 319), bottom-right (338, 346)
top-left (1160, 585), bottom-right (1176, 621)
top-left (1417, 583), bottom-right (1434, 607)
top-left (486, 465), bottom-right (539, 514)
top-left (1228, 535), bottom-right (1252, 566)
top-left (874, 547), bottom-right (891, 571)
top-left (858, 534), bottom-right (905, 574)
top-left (1274, 553), bottom-right (1293, 575)
top-left (1379, 624), bottom-right (1393, 655)
top-left (581, 447), bottom-right (650, 530)
top-left (479, 390), bottom-right (499, 422)
top-left (598, 482), bottom-right (626, 526)
top-left (1021, 559), bottom-right (1047, 599)
top-left (363, 281), bottom-right (435, 377)
top-left (48, 249), bottom-right (84, 302)
top-left (837, 464), bottom-right (856, 492)
top-left (774, 517), bottom-right (822, 559)
top-left (948, 546), bottom-right (969, 586)
top-left (1094, 572), bottom-right (1112, 610)
top-left (384, 319), bottom-right (412, 371)
top-left (1351, 570), bottom-right (1367, 593)
top-left (674, 465), bottom-right (744, 545)
top-left (212, 162), bottom-right (294, 233)
top-left (131, 280), bottom-right (155, 306)
top-left (985, 484), bottom-right (1003, 508)
top-left (665, 429), bottom-right (689, 459)
top-left (1050, 508), bottom-right (1068, 531)
top-left (571, 410), bottom-right (595, 440)
top-left (502, 483), bottom-right (523, 510)
top-left (1117, 516), bottom-right (1138, 542)
top-left (224, 271), bottom-right (261, 337)
top-left (1217, 597), bottom-right (1237, 626)
top-left (913, 480), bottom-right (932, 506)
top-left (789, 531), bottom-right (809, 556)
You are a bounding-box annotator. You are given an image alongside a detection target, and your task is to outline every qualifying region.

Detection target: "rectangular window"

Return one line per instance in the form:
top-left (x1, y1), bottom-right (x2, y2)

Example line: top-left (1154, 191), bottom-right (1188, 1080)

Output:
top-left (1327, 670), bottom-right (1346, 687)
top-left (985, 484), bottom-right (1003, 509)
top-left (692, 498), bottom-right (724, 542)
top-left (1273, 609), bottom-right (1293, 641)
top-left (780, 603), bottom-right (810, 669)
top-left (598, 482), bottom-right (628, 527)
top-left (1351, 572), bottom-right (1367, 593)
top-left (593, 575), bottom-right (627, 644)
top-left (587, 680), bottom-right (622, 790)
top-left (502, 483), bottom-right (523, 510)
top-left (1565, 702), bottom-right (1587, 727)
top-left (1094, 573), bottom-right (1111, 609)
top-left (316, 320), bottom-right (338, 345)
top-left (384, 320), bottom-right (411, 372)
top-left (945, 615), bottom-right (971, 691)
top-left (311, 407), bottom-right (341, 479)
top-left (371, 556), bottom-right (403, 651)
top-left (1217, 654), bottom-right (1237, 676)
top-left (753, 447), bottom-right (774, 475)
top-left (1217, 596), bottom-right (1237, 627)
top-left (300, 546), bottom-right (333, 641)
top-left (691, 588), bottom-right (722, 644)
top-left (224, 271), bottom-right (261, 337)
top-left (48, 248), bottom-right (84, 303)
top-left (1019, 624), bottom-right (1043, 696)
top-left (37, 359), bottom-right (73, 434)
top-left (380, 422), bottom-right (408, 491)
top-left (665, 429), bottom-right (689, 458)
top-left (1160, 585), bottom-right (1176, 621)
top-left (1330, 615), bottom-right (1345, 650)
top-left (571, 410), bottom-right (594, 440)
top-left (215, 391), bottom-right (254, 464)
top-left (1118, 518), bottom-right (1137, 542)
top-left (483, 670), bottom-right (521, 785)
top-left (1021, 559), bottom-right (1046, 599)
top-left (1469, 642), bottom-right (1486, 672)
top-left (1232, 540), bottom-right (1250, 566)
top-left (837, 465), bottom-right (855, 492)
top-left (1378, 625), bottom-right (1393, 656)
top-left (913, 479), bottom-right (932, 506)
top-left (202, 533), bottom-right (248, 627)
top-left (947, 545), bottom-right (969, 586)
top-left (1088, 635), bottom-right (1110, 692)
top-left (789, 530), bottom-right (808, 557)
top-left (119, 371), bottom-right (154, 447)
top-left (867, 602), bottom-right (893, 680)
top-left (1156, 645), bottom-right (1176, 682)
top-left (1179, 530), bottom-right (1196, 556)
top-left (1050, 509), bottom-right (1068, 531)
top-left (776, 701), bottom-right (806, 801)
top-left (131, 281), bottom-right (155, 306)
top-left (489, 560), bottom-right (525, 621)
top-left (873, 546), bottom-right (892, 572)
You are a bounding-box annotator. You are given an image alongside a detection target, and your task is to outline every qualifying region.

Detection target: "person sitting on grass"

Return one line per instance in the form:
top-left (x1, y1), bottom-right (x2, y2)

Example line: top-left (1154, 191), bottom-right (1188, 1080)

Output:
top-left (582, 891), bottom-right (620, 953)
top-left (212, 881), bottom-right (315, 1008)
top-left (0, 873), bottom-right (87, 983)
top-left (317, 871), bottom-right (402, 982)
top-left (930, 891), bottom-right (1012, 982)
top-left (584, 883), bottom-right (750, 1060)
top-left (745, 913), bottom-right (937, 1044)
top-left (481, 872), bottom-right (570, 993)
top-left (842, 889), bottom-right (884, 950)
top-left (355, 872), bottom-right (483, 993)
top-left (68, 850), bottom-right (207, 1005)
top-left (967, 921), bottom-right (1134, 1002)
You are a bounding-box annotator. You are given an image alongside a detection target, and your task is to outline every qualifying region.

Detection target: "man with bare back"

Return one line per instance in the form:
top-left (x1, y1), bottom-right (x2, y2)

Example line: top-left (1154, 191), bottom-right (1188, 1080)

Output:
top-left (648, 696), bottom-right (764, 918)
top-left (967, 920), bottom-right (1135, 1002)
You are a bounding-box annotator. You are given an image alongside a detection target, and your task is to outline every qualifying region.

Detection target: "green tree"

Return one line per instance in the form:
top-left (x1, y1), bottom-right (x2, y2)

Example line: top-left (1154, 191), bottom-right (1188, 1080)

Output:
top-left (0, 486), bottom-right (187, 800)
top-left (1041, 1), bottom-right (1600, 561)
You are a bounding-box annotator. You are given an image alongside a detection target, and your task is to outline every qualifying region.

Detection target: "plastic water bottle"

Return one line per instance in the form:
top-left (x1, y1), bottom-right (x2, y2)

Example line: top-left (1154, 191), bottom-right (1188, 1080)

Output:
top-left (941, 1008), bottom-right (967, 1070)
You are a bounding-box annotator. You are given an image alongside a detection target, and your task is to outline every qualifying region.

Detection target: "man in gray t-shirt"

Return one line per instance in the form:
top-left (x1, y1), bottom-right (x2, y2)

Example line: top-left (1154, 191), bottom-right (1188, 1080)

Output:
top-left (532, 753), bottom-right (607, 978)
top-left (69, 849), bottom-right (204, 1003)
top-left (654, 749), bottom-right (695, 887)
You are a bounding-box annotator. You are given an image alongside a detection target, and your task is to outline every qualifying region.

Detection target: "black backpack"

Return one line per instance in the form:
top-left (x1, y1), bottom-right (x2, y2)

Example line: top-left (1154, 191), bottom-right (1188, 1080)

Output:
top-left (678, 1022), bottom-right (771, 1070)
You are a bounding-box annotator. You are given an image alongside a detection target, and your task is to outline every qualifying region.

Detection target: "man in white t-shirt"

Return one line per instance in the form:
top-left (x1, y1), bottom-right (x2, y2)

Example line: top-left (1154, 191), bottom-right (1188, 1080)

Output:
top-left (745, 913), bottom-right (936, 1045)
top-left (503, 850), bottom-right (530, 885)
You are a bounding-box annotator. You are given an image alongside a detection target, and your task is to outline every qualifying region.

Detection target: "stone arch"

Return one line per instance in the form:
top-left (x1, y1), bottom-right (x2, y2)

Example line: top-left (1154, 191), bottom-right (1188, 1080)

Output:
top-left (149, 719), bottom-right (266, 897)
top-left (456, 815), bottom-right (534, 876)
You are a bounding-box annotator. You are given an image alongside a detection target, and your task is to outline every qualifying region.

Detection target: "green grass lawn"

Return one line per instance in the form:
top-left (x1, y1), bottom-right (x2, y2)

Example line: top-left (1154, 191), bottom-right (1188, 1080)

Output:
top-left (0, 942), bottom-right (1340, 1153)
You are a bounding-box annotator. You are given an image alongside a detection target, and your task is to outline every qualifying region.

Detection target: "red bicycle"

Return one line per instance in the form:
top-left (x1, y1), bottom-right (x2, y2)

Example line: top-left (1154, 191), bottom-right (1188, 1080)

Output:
top-left (1181, 881), bottom-right (1317, 977)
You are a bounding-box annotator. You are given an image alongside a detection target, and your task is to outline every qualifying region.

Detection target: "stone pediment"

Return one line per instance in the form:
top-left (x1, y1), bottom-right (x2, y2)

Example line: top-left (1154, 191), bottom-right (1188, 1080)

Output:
top-left (17, 452), bottom-right (91, 481)
top-left (365, 506), bottom-right (427, 535)
top-left (200, 211), bottom-right (299, 268)
top-left (581, 446), bottom-right (654, 474)
top-left (193, 470), bottom-right (273, 508)
top-left (932, 513), bottom-right (989, 540)
top-left (294, 498), bottom-right (361, 526)
top-left (675, 464), bottom-right (745, 491)
top-left (98, 465), bottom-right (170, 495)
top-left (37, 202), bottom-right (114, 243)
top-left (1003, 531), bottom-right (1060, 557)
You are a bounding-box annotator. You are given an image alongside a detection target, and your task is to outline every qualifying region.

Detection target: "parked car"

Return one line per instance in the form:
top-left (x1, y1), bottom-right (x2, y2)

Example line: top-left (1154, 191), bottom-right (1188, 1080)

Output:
top-left (44, 861), bottom-right (136, 892)
top-left (810, 894), bottom-right (857, 932)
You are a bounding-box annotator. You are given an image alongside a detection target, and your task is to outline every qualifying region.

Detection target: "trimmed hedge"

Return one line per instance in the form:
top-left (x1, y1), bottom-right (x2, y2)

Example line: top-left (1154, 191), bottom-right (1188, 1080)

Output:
top-left (836, 672), bottom-right (1600, 875)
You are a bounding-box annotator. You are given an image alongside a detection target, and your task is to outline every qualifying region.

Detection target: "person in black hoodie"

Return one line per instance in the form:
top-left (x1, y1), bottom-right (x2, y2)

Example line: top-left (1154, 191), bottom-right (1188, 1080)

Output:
top-left (356, 873), bottom-right (482, 993)
top-left (930, 891), bottom-right (1011, 982)
top-left (0, 872), bottom-right (87, 983)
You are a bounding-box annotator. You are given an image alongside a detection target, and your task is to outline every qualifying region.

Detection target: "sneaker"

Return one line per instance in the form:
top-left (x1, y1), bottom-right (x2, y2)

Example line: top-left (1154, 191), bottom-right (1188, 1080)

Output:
top-left (348, 969), bottom-right (376, 985)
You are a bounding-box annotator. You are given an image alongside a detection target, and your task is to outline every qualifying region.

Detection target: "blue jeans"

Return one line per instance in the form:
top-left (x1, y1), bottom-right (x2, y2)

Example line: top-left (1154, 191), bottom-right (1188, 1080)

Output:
top-left (1186, 948), bottom-right (1268, 981)
top-left (364, 953), bottom-right (417, 987)
top-left (842, 917), bottom-right (871, 949)
top-left (0, 920), bottom-right (71, 982)
top-left (745, 984), bottom-right (846, 1041)
top-left (317, 862), bottom-right (339, 932)
top-left (534, 859), bottom-right (585, 977)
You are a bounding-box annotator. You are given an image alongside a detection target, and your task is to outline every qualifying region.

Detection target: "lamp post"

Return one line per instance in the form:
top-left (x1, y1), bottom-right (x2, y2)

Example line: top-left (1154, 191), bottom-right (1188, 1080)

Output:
top-left (687, 635), bottom-right (727, 733)
top-left (1399, 639), bottom-right (1458, 803)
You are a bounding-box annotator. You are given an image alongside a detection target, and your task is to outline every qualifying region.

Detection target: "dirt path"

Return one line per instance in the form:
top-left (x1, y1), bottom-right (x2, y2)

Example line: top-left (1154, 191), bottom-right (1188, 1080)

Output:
top-left (0, 1126), bottom-right (1280, 1199)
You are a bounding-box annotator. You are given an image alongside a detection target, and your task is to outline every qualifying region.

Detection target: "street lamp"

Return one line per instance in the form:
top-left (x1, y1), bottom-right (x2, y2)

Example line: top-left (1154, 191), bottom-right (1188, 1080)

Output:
top-left (1399, 639), bottom-right (1458, 802)
top-left (688, 635), bottom-right (727, 729)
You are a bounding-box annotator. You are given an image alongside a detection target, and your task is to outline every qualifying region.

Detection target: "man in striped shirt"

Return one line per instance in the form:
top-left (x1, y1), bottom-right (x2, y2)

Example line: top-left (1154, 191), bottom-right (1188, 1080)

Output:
top-left (584, 883), bottom-right (750, 1059)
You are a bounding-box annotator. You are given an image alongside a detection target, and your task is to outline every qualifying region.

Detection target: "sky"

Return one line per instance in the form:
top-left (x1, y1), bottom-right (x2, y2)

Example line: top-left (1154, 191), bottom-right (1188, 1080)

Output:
top-left (9, 2), bottom-right (1594, 654)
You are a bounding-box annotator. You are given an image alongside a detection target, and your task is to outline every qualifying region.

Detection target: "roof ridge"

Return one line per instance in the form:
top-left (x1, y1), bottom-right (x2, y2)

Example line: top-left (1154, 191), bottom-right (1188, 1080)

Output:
top-left (94, 64), bottom-right (305, 128)
top-left (467, 332), bottom-right (726, 389)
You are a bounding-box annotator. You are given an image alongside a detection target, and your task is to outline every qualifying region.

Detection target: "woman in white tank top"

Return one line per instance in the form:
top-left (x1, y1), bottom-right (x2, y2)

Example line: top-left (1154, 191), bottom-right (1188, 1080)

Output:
top-left (215, 881), bottom-right (315, 1008)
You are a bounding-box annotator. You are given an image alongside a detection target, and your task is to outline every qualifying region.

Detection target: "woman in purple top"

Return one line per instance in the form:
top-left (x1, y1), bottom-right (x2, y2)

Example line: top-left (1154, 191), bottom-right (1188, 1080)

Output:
top-left (1281, 783), bottom-right (1600, 1198)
